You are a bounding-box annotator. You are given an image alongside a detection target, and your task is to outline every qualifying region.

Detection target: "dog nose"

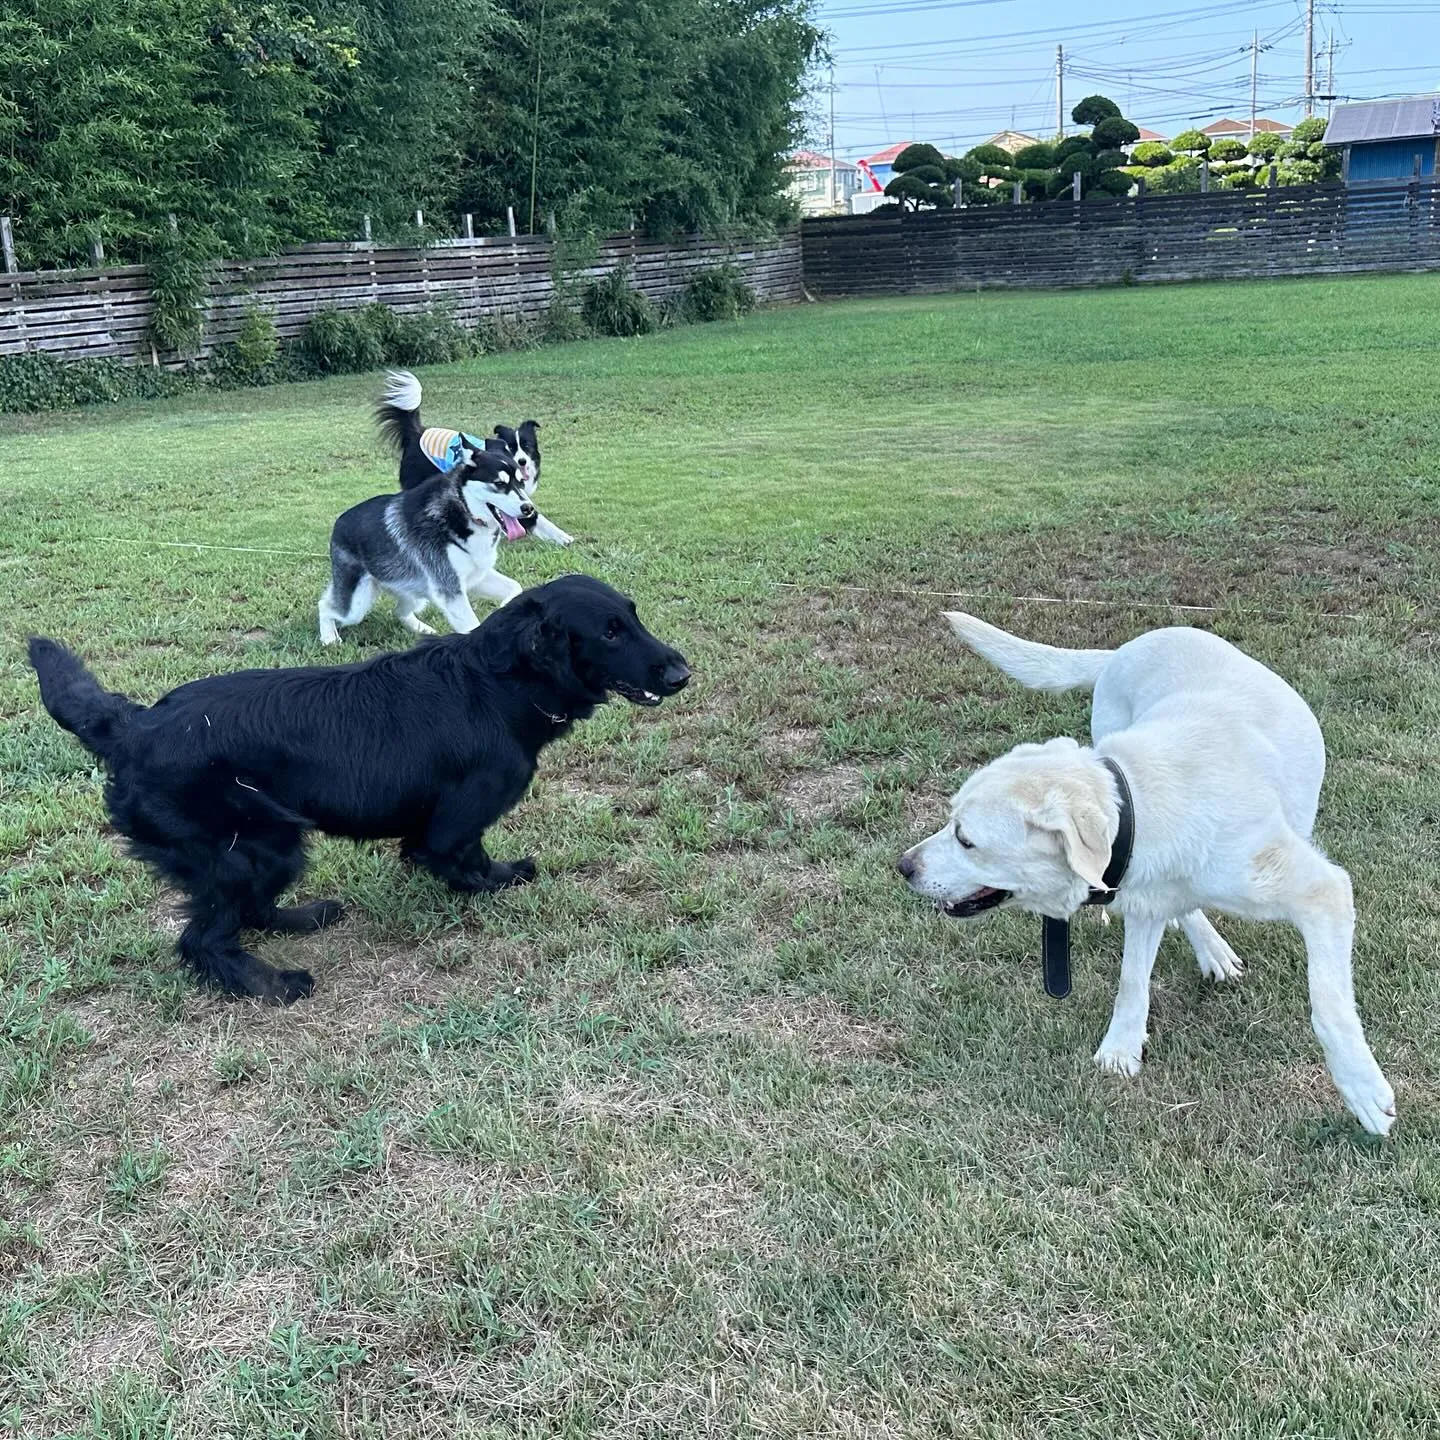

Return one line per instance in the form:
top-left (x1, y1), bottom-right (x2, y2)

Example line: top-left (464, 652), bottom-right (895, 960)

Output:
top-left (519, 503), bottom-right (536, 520)
top-left (897, 853), bottom-right (917, 881)
top-left (664, 660), bottom-right (691, 690)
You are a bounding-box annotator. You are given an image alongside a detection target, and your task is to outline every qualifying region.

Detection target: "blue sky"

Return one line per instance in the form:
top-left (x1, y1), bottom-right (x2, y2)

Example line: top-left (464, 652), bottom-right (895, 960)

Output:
top-left (808, 0), bottom-right (1440, 159)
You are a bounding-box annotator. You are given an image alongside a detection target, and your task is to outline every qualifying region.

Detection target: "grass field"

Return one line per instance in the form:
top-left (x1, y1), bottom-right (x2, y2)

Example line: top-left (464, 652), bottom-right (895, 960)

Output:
top-left (2, 275), bottom-right (1440, 1438)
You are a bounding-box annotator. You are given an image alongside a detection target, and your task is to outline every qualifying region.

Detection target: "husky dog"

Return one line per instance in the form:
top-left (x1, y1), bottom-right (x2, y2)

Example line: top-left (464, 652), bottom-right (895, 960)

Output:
top-left (376, 370), bottom-right (573, 546)
top-left (318, 447), bottom-right (537, 646)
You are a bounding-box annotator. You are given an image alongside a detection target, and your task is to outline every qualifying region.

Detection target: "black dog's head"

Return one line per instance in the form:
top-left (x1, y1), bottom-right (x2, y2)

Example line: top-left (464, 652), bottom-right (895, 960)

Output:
top-left (485, 574), bottom-right (690, 709)
top-left (491, 420), bottom-right (541, 495)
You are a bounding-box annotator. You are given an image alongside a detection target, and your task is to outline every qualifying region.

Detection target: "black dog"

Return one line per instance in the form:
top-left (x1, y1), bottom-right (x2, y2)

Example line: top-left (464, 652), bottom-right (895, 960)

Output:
top-left (29, 576), bottom-right (690, 1004)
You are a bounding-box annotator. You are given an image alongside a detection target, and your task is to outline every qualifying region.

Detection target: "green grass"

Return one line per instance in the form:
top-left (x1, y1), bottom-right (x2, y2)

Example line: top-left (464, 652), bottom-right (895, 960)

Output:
top-left (2, 276), bottom-right (1439, 1437)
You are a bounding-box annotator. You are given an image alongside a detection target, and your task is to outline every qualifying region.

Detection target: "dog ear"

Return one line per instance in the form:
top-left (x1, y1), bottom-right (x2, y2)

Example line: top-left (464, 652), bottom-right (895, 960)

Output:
top-left (1029, 791), bottom-right (1112, 890)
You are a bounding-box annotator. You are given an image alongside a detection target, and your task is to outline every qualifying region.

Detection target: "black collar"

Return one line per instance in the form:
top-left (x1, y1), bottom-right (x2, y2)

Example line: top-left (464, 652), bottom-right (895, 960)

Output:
top-left (1040, 757), bottom-right (1135, 1000)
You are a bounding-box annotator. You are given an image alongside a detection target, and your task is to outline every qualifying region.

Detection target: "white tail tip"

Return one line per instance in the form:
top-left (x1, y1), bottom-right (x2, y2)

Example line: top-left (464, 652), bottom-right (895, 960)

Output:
top-left (383, 369), bottom-right (422, 412)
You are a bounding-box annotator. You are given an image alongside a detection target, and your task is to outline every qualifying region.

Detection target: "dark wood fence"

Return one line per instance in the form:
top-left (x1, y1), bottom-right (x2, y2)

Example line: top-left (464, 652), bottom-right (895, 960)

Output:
top-left (0, 228), bottom-right (801, 364)
top-left (801, 179), bottom-right (1440, 295)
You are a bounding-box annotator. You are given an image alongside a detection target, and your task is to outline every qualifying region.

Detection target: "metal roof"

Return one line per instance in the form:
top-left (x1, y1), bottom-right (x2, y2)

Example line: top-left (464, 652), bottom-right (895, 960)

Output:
top-left (1326, 95), bottom-right (1440, 146)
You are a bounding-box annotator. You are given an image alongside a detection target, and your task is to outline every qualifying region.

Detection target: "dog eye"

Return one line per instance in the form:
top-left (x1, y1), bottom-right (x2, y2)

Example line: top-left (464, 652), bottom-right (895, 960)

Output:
top-left (954, 827), bottom-right (975, 849)
top-left (605, 618), bottom-right (624, 640)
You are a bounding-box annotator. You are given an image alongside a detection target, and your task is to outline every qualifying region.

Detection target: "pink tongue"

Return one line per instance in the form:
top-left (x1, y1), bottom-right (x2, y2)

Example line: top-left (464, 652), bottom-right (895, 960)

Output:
top-left (502, 515), bottom-right (525, 541)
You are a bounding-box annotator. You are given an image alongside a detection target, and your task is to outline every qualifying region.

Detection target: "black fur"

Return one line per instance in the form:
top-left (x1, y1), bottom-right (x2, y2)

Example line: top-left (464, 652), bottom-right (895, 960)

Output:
top-left (28, 576), bottom-right (690, 1005)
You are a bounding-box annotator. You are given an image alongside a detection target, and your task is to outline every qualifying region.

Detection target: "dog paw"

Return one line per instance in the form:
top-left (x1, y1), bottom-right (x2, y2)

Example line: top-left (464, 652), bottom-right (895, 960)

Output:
top-left (319, 629), bottom-right (340, 647)
top-left (274, 968), bottom-right (316, 1005)
top-left (1094, 1040), bottom-right (1144, 1077)
top-left (552, 530), bottom-right (575, 547)
top-left (410, 620), bottom-right (438, 636)
top-left (1337, 1070), bottom-right (1397, 1137)
top-left (490, 857), bottom-right (536, 889)
top-left (508, 857), bottom-right (537, 885)
top-left (1194, 934), bottom-right (1245, 983)
top-left (301, 899), bottom-right (345, 930)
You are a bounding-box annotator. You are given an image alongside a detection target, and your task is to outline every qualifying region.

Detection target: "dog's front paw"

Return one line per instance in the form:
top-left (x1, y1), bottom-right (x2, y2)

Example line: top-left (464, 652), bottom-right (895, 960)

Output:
top-left (1195, 933), bottom-right (1245, 983)
top-left (494, 857), bottom-right (537, 888)
top-left (1336, 1069), bottom-right (1397, 1137)
top-left (550, 529), bottom-right (575, 547)
top-left (1094, 1039), bottom-right (1144, 1077)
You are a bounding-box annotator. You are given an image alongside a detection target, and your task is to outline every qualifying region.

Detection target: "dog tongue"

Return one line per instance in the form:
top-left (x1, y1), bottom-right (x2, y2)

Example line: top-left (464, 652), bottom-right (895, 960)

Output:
top-left (501, 514), bottom-right (525, 542)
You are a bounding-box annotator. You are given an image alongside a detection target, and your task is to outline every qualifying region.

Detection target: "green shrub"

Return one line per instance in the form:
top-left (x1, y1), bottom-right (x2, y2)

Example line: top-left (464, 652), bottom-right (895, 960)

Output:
top-left (1131, 142), bottom-right (1173, 168)
top-left (147, 229), bottom-right (213, 356)
top-left (1247, 132), bottom-right (1284, 159)
top-left (540, 299), bottom-right (592, 344)
top-left (1054, 136), bottom-right (1094, 164)
top-left (945, 156), bottom-right (982, 183)
top-left (581, 266), bottom-right (657, 337)
top-left (683, 263), bottom-right (756, 322)
top-left (1222, 169), bottom-right (1254, 189)
top-left (1093, 149), bottom-right (1128, 172)
top-left (378, 305), bottom-right (475, 365)
top-left (1291, 116), bottom-right (1327, 145)
top-left (1093, 116), bottom-right (1141, 149)
top-left (0, 351), bottom-right (197, 413)
top-left (1209, 138), bottom-right (1247, 163)
top-left (965, 144), bottom-right (1013, 169)
top-left (233, 306), bottom-right (280, 372)
top-left (1278, 160), bottom-right (1323, 186)
top-left (1090, 167), bottom-right (1134, 197)
top-left (891, 143), bottom-right (947, 173)
top-left (300, 307), bottom-right (388, 373)
top-left (1012, 143), bottom-right (1055, 169)
top-left (1147, 159), bottom-right (1202, 195)
top-left (1071, 94), bottom-right (1120, 126)
top-left (475, 312), bottom-right (539, 353)
top-left (1171, 129), bottom-right (1210, 155)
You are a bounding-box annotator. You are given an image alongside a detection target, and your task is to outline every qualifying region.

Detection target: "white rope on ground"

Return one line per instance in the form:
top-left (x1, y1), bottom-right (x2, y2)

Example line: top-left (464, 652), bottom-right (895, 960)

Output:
top-left (89, 537), bottom-right (1367, 621)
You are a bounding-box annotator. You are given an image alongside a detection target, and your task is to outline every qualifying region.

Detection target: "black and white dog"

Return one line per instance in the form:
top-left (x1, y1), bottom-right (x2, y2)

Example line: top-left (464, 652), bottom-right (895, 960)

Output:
top-left (377, 370), bottom-right (573, 547)
top-left (29, 576), bottom-right (691, 1004)
top-left (319, 446), bottom-right (536, 645)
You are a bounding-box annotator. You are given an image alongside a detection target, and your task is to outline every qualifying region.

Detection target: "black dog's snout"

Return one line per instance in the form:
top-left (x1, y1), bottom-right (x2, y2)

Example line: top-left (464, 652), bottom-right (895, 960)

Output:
top-left (663, 660), bottom-right (691, 691)
top-left (897, 853), bottom-right (917, 881)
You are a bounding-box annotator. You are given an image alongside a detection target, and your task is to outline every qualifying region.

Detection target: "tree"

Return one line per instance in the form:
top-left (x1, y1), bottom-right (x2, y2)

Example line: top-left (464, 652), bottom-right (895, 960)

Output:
top-left (891, 143), bottom-right (947, 172)
top-left (1291, 116), bottom-right (1327, 145)
top-left (1171, 129), bottom-right (1210, 154)
top-left (1148, 159), bottom-right (1201, 194)
top-left (1071, 94), bottom-right (1120, 126)
top-left (884, 172), bottom-right (952, 210)
top-left (1093, 116), bottom-right (1141, 150)
top-left (1012, 143), bottom-right (1055, 168)
top-left (966, 144), bottom-right (1013, 169)
top-left (1131, 142), bottom-right (1173, 167)
top-left (1247, 131), bottom-right (1284, 159)
top-left (1209, 138), bottom-right (1247, 163)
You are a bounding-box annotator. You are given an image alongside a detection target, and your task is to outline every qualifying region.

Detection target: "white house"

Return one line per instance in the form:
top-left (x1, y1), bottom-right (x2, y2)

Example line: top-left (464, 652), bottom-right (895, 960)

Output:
top-left (786, 150), bottom-right (861, 216)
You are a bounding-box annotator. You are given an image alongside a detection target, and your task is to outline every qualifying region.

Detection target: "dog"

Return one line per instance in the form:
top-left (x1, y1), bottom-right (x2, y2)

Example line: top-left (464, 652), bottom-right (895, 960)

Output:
top-left (29, 575), bottom-right (690, 1004)
top-left (376, 370), bottom-right (573, 546)
top-left (898, 612), bottom-right (1395, 1136)
top-left (319, 446), bottom-right (537, 645)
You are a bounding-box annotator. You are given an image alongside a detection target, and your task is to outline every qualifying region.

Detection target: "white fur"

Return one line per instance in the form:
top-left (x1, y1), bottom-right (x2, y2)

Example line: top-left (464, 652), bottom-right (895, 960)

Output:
top-left (901, 612), bottom-right (1396, 1136)
top-left (384, 369), bottom-right (423, 413)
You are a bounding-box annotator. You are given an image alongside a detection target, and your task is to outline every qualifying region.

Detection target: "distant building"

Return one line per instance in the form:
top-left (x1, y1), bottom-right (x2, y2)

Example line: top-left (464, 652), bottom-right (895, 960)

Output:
top-left (1202, 116), bottom-right (1293, 140)
top-left (1134, 127), bottom-right (1169, 144)
top-left (786, 150), bottom-right (860, 216)
top-left (1326, 94), bottom-right (1440, 181)
top-left (984, 130), bottom-right (1040, 155)
top-left (854, 142), bottom-right (917, 189)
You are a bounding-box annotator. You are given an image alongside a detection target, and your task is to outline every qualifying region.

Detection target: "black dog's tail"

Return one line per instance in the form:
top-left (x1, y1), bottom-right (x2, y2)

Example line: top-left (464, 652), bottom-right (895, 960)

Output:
top-left (375, 369), bottom-right (424, 468)
top-left (28, 637), bottom-right (142, 765)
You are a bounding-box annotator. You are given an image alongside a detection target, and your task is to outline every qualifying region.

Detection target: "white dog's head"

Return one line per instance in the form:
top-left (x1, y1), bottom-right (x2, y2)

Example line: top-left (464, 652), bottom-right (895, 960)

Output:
top-left (898, 737), bottom-right (1120, 922)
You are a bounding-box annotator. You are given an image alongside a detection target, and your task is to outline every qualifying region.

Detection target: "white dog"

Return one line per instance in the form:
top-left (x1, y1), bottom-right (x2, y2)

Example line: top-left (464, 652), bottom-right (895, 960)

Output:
top-left (899, 612), bottom-right (1396, 1135)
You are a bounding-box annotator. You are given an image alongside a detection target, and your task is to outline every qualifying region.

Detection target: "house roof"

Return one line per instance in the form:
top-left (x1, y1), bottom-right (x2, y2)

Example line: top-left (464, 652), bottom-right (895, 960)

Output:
top-left (1135, 127), bottom-right (1169, 143)
top-left (985, 130), bottom-right (1041, 154)
top-left (858, 142), bottom-right (917, 166)
top-left (1326, 94), bottom-right (1440, 145)
top-left (788, 149), bottom-right (857, 171)
top-left (1202, 116), bottom-right (1292, 136)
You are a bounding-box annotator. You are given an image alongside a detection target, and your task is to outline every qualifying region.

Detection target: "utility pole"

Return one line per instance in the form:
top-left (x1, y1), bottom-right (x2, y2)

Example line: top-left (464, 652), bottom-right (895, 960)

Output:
top-left (828, 63), bottom-right (837, 212)
top-left (1250, 31), bottom-right (1259, 139)
top-left (1056, 45), bottom-right (1064, 138)
top-left (1303, 0), bottom-right (1315, 116)
top-left (1325, 35), bottom-right (1338, 120)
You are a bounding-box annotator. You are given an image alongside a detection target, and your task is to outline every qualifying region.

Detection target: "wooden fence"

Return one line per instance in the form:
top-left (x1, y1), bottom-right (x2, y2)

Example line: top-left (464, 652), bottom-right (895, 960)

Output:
top-left (0, 228), bottom-right (802, 363)
top-left (801, 178), bottom-right (1440, 295)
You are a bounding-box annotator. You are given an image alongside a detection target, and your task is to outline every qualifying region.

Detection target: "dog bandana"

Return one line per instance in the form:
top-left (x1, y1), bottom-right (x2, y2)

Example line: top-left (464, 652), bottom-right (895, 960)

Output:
top-left (1040, 758), bottom-right (1134, 999)
top-left (419, 426), bottom-right (485, 474)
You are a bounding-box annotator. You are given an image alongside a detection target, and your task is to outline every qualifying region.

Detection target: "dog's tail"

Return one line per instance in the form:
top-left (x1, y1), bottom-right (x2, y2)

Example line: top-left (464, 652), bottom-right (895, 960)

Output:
top-left (375, 369), bottom-right (424, 462)
top-left (28, 637), bottom-right (142, 764)
top-left (943, 612), bottom-right (1113, 693)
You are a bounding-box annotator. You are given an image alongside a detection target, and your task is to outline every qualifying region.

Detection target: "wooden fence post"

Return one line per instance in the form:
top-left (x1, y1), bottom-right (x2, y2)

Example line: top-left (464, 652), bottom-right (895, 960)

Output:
top-left (362, 214), bottom-right (372, 242)
top-left (506, 206), bottom-right (517, 237)
top-left (1012, 180), bottom-right (1022, 204)
top-left (0, 217), bottom-right (15, 273)
top-left (463, 213), bottom-right (474, 240)
top-left (414, 209), bottom-right (424, 230)
top-left (1268, 164), bottom-right (1277, 188)
top-left (953, 179), bottom-right (963, 207)
top-left (89, 233), bottom-right (104, 265)
top-left (1072, 171), bottom-right (1082, 201)
top-left (1200, 159), bottom-right (1209, 193)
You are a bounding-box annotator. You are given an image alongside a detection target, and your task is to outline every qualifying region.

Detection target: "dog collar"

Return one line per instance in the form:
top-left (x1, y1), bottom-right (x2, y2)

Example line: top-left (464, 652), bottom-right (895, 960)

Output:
top-left (532, 701), bottom-right (568, 724)
top-left (1040, 757), bottom-right (1134, 1000)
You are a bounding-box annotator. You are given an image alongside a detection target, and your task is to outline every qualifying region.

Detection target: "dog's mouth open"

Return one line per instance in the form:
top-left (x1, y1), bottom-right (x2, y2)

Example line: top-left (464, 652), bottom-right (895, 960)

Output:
top-left (486, 503), bottom-right (531, 542)
top-left (939, 886), bottom-right (1010, 918)
top-left (612, 681), bottom-right (666, 707)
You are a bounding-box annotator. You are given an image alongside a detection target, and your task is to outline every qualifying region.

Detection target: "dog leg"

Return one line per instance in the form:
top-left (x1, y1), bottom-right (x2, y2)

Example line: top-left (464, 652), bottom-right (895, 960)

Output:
top-left (318, 569), bottom-right (376, 647)
top-left (469, 570), bottom-right (524, 607)
top-left (400, 775), bottom-right (536, 893)
top-left (1283, 846), bottom-right (1395, 1135)
top-left (394, 594), bottom-right (437, 637)
top-left (252, 900), bottom-right (346, 933)
top-left (404, 838), bottom-right (536, 893)
top-left (530, 513), bottom-right (574, 546)
top-left (178, 902), bottom-right (315, 1004)
top-left (433, 591), bottom-right (484, 634)
top-left (1180, 910), bottom-right (1245, 982)
top-left (1094, 916), bottom-right (1165, 1077)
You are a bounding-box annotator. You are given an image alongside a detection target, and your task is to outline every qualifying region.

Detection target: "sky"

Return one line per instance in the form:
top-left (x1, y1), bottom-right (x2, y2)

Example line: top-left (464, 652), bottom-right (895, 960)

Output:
top-left (808, 0), bottom-right (1440, 160)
